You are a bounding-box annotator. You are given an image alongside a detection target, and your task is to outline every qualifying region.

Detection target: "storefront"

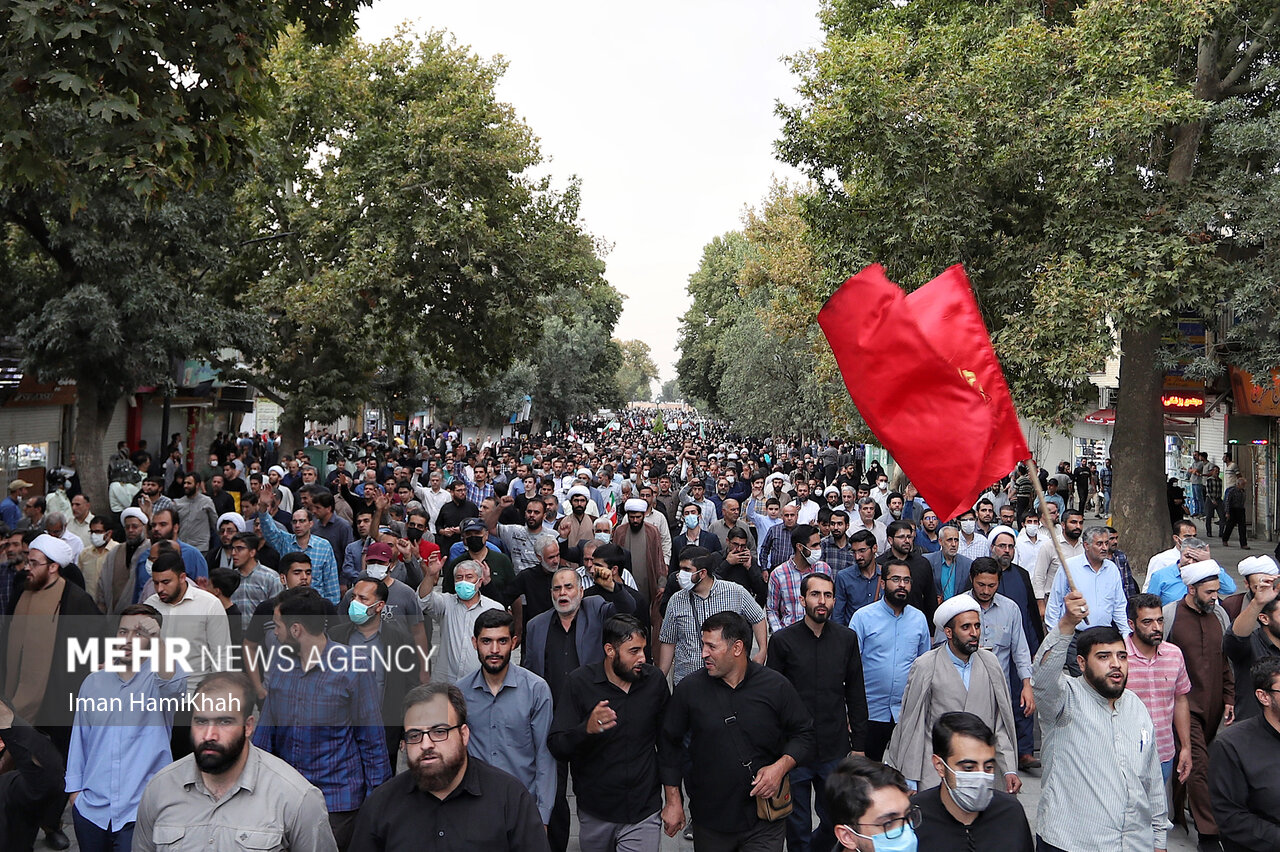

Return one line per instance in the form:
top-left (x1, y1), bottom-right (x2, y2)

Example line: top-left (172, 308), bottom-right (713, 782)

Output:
top-left (0, 376), bottom-right (75, 490)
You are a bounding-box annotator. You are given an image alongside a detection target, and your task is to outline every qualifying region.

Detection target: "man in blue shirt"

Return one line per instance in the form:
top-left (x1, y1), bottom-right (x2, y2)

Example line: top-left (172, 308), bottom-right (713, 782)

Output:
top-left (1144, 537), bottom-right (1236, 605)
top-left (849, 557), bottom-right (932, 762)
top-left (66, 604), bottom-right (187, 851)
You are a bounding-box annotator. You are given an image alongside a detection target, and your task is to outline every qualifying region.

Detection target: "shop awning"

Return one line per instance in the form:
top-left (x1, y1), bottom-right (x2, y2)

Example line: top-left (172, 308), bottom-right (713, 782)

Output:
top-left (1084, 408), bottom-right (1116, 425)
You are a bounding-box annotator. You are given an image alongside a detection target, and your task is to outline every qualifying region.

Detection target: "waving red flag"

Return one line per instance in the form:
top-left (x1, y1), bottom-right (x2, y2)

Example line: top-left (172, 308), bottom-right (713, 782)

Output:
top-left (818, 264), bottom-right (1030, 521)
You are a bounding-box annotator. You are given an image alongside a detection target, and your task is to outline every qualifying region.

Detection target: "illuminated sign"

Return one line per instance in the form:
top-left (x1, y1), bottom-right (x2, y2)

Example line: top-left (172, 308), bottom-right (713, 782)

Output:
top-left (1162, 393), bottom-right (1205, 415)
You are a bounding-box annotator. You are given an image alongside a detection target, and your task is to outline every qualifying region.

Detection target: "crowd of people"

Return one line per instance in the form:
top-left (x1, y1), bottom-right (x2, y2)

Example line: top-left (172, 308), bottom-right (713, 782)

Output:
top-left (0, 425), bottom-right (1277, 852)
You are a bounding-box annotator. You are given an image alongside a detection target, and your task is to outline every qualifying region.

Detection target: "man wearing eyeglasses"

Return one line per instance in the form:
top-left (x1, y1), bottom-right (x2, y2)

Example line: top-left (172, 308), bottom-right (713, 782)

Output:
top-left (349, 682), bottom-right (549, 852)
top-left (827, 756), bottom-right (920, 851)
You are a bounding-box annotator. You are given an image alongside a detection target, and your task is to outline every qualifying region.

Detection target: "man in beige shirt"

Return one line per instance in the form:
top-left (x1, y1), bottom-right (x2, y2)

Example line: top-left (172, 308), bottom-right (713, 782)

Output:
top-left (133, 671), bottom-right (336, 852)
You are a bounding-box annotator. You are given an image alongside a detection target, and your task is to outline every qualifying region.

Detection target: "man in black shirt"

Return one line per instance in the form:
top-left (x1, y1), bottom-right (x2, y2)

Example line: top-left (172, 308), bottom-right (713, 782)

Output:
top-left (548, 615), bottom-right (669, 851)
top-left (350, 683), bottom-right (548, 852)
top-left (876, 520), bottom-right (937, 626)
top-left (435, 480), bottom-right (479, 557)
top-left (766, 572), bottom-right (867, 852)
top-left (659, 610), bottom-right (815, 851)
top-left (716, 527), bottom-right (767, 605)
top-left (913, 712), bottom-right (1033, 851)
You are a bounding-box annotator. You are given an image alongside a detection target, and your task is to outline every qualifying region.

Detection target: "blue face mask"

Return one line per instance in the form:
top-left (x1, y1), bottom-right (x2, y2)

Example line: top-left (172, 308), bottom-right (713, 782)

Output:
top-left (348, 600), bottom-right (374, 625)
top-left (455, 580), bottom-right (478, 601)
top-left (855, 825), bottom-right (917, 852)
top-left (684, 514), bottom-right (700, 530)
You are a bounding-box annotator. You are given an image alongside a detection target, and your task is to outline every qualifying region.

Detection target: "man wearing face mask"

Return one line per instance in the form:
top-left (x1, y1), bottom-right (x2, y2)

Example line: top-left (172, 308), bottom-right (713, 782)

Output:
top-left (767, 524), bottom-right (831, 632)
top-left (671, 502), bottom-right (721, 576)
top-left (912, 713), bottom-right (1033, 850)
top-left (329, 574), bottom-right (421, 764)
top-left (953, 509), bottom-right (990, 561)
top-left (442, 517), bottom-right (515, 601)
top-left (78, 515), bottom-right (118, 608)
top-left (884, 596), bottom-right (1020, 794)
top-left (1014, 512), bottom-right (1046, 571)
top-left (96, 507), bottom-right (148, 613)
top-left (657, 548), bottom-right (768, 684)
top-left (336, 542), bottom-right (429, 682)
top-left (828, 756), bottom-right (919, 852)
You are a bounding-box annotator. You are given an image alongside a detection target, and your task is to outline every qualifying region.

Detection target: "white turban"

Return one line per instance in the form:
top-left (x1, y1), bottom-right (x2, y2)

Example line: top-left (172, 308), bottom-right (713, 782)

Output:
top-left (1240, 555), bottom-right (1280, 577)
top-left (120, 507), bottom-right (148, 526)
top-left (217, 512), bottom-right (247, 533)
top-left (268, 465), bottom-right (286, 477)
top-left (30, 533), bottom-right (74, 567)
top-left (624, 498), bottom-right (649, 513)
top-left (823, 485), bottom-right (840, 497)
top-left (988, 525), bottom-right (1017, 545)
top-left (934, 594), bottom-right (982, 631)
top-left (1180, 559), bottom-right (1221, 588)
top-left (567, 485), bottom-right (591, 500)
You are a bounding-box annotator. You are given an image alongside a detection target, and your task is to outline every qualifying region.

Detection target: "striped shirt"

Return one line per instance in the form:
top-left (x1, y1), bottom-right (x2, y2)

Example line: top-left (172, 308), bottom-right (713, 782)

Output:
top-left (659, 579), bottom-right (766, 685)
top-left (1034, 630), bottom-right (1167, 851)
top-left (820, 536), bottom-right (856, 574)
top-left (1124, 635), bottom-right (1191, 762)
top-left (230, 564), bottom-right (284, 631)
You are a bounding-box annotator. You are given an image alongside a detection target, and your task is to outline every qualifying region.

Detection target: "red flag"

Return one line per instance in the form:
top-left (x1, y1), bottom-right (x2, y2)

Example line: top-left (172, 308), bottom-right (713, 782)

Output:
top-left (818, 264), bottom-right (1030, 521)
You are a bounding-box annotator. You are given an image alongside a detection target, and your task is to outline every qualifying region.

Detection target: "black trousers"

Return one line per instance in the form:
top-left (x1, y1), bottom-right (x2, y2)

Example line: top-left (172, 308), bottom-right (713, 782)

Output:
top-left (1222, 507), bottom-right (1247, 547)
top-left (864, 721), bottom-right (896, 762)
top-left (549, 759), bottom-right (570, 852)
top-left (37, 725), bottom-right (71, 831)
top-left (1036, 839), bottom-right (1068, 852)
top-left (694, 818), bottom-right (785, 852)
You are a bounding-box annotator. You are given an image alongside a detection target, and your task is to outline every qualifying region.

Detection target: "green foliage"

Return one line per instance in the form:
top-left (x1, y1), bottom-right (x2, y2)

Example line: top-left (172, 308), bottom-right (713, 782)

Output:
top-left (776, 0), bottom-right (1280, 425)
top-left (228, 27), bottom-right (619, 428)
top-left (0, 0), bottom-right (366, 209)
top-left (615, 339), bottom-right (658, 402)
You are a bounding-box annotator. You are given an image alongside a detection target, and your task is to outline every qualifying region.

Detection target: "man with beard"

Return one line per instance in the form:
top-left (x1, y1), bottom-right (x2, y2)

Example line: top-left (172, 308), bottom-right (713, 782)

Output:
top-left (419, 558), bottom-right (504, 685)
top-left (850, 559), bottom-right (932, 762)
top-left (885, 596), bottom-right (1020, 794)
top-left (834, 530), bottom-right (883, 623)
top-left (877, 521), bottom-right (937, 626)
top-left (1032, 508), bottom-right (1085, 611)
top-left (258, 506), bottom-right (341, 605)
top-left (348, 683), bottom-right (547, 852)
top-left (1124, 594), bottom-right (1193, 785)
top-left (509, 534), bottom-right (566, 638)
top-left (95, 508), bottom-right (146, 614)
top-left (206, 512), bottom-right (244, 574)
top-left (962, 559), bottom-right (1038, 772)
top-left (914, 508), bottom-right (941, 554)
top-left (174, 472), bottom-right (219, 552)
top-left (613, 499), bottom-right (667, 636)
top-left (524, 566), bottom-right (635, 852)
top-left (204, 473), bottom-right (235, 517)
top-left (1164, 562), bottom-right (1234, 849)
top-left (1226, 571), bottom-right (1280, 720)
top-left (1033, 593), bottom-right (1167, 852)
top-left (549, 614), bottom-right (670, 852)
top-left (1146, 536), bottom-right (1236, 605)
top-left (132, 507), bottom-right (211, 603)
top-left (144, 550), bottom-right (231, 758)
top-left (563, 486), bottom-right (597, 548)
top-left (134, 671), bottom-right (335, 852)
top-left (254, 587), bottom-right (391, 850)
top-left (1221, 554), bottom-right (1278, 620)
top-left (459, 610), bottom-right (555, 828)
top-left (767, 573), bottom-right (868, 852)
top-left (0, 533), bottom-right (101, 850)
top-left (487, 494), bottom-right (550, 573)
top-left (435, 479), bottom-right (478, 557)
top-left (636, 484), bottom-right (672, 565)
top-left (1044, 526), bottom-right (1130, 660)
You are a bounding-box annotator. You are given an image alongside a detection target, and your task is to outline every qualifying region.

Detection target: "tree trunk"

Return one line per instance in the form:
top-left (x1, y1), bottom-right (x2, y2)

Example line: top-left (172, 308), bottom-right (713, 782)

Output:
top-left (74, 381), bottom-right (119, 512)
top-left (1110, 323), bottom-right (1172, 576)
top-left (276, 403), bottom-right (307, 457)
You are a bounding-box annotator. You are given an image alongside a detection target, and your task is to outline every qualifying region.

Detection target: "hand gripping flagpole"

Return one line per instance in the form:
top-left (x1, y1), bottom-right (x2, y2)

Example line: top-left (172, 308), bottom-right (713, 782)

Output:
top-left (1026, 461), bottom-right (1076, 592)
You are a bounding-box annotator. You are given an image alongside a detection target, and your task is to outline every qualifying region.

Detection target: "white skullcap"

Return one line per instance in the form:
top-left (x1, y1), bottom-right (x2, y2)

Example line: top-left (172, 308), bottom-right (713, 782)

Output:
top-left (217, 512), bottom-right (247, 533)
top-left (120, 507), bottom-right (148, 526)
top-left (1239, 555), bottom-right (1280, 577)
top-left (561, 475), bottom-right (577, 490)
top-left (934, 594), bottom-right (982, 631)
top-left (268, 465), bottom-right (286, 477)
top-left (823, 485), bottom-right (840, 497)
top-left (567, 485), bottom-right (591, 500)
top-left (30, 533), bottom-right (73, 567)
top-left (624, 498), bottom-right (649, 513)
top-left (1180, 559), bottom-right (1221, 588)
top-left (576, 467), bottom-right (592, 478)
top-left (988, 525), bottom-right (1017, 545)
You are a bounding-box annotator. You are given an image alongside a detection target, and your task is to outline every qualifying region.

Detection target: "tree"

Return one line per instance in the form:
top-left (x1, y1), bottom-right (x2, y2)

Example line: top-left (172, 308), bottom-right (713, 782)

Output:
top-left (615, 339), bottom-right (658, 402)
top-left (657, 378), bottom-right (682, 403)
top-left (3, 1), bottom-right (366, 508)
top-left (228, 28), bottom-right (612, 448)
top-left (777, 0), bottom-right (1280, 565)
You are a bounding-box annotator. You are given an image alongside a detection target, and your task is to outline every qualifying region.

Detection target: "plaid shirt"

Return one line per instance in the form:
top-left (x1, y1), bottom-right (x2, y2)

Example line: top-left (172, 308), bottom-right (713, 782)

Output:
top-left (1111, 548), bottom-right (1139, 599)
top-left (452, 461), bottom-right (495, 506)
top-left (1098, 466), bottom-right (1113, 490)
top-left (820, 536), bottom-right (856, 574)
top-left (1205, 472), bottom-right (1223, 505)
top-left (766, 557), bottom-right (831, 633)
top-left (659, 579), bottom-right (766, 684)
top-left (259, 513), bottom-right (341, 604)
top-left (252, 641), bottom-right (392, 811)
top-left (759, 523), bottom-right (795, 573)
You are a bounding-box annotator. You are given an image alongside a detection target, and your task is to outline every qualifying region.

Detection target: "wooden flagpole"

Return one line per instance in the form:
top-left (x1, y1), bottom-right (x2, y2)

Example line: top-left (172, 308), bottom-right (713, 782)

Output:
top-left (1026, 460), bottom-right (1077, 592)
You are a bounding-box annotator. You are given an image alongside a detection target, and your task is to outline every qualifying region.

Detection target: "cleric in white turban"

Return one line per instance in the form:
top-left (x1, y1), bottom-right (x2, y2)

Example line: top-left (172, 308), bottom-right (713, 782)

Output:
top-left (1223, 554), bottom-right (1280, 620)
top-left (613, 496), bottom-right (664, 607)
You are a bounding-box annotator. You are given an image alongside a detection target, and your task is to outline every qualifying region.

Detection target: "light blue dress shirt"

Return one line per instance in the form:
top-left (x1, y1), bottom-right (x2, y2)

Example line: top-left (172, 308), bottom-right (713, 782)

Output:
top-left (65, 662), bottom-right (188, 830)
top-left (850, 598), bottom-right (932, 723)
top-left (945, 643), bottom-right (973, 690)
top-left (1145, 562), bottom-right (1236, 606)
top-left (1044, 554), bottom-right (1130, 636)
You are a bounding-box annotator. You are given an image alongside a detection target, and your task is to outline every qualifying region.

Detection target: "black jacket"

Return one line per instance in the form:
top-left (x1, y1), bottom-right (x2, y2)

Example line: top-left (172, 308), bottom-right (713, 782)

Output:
top-left (0, 712), bottom-right (64, 851)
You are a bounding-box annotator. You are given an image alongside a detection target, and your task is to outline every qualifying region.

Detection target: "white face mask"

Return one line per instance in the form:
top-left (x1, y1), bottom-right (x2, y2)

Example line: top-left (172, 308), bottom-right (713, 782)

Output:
top-left (877, 481), bottom-right (888, 491)
top-left (1024, 523), bottom-right (1040, 538)
top-left (365, 563), bottom-right (389, 581)
top-left (677, 569), bottom-right (697, 591)
top-left (90, 533), bottom-right (108, 548)
top-left (945, 766), bottom-right (995, 812)
top-left (803, 545), bottom-right (823, 567)
top-left (959, 519), bottom-right (977, 536)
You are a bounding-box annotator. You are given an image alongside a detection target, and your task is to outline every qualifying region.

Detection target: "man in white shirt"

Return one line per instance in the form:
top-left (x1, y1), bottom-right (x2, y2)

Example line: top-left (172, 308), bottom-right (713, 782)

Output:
top-left (417, 557), bottom-right (503, 684)
top-left (419, 470), bottom-right (451, 533)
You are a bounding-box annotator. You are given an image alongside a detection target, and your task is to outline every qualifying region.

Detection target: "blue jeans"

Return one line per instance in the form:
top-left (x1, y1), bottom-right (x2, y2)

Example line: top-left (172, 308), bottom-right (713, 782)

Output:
top-left (786, 758), bottom-right (840, 852)
top-left (1191, 483), bottom-right (1206, 516)
top-left (1161, 759), bottom-right (1173, 783)
top-left (72, 807), bottom-right (134, 852)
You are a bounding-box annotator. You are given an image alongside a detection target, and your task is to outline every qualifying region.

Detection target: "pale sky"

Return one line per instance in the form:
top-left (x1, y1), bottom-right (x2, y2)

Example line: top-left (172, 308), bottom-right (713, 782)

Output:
top-left (357, 1), bottom-right (824, 384)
